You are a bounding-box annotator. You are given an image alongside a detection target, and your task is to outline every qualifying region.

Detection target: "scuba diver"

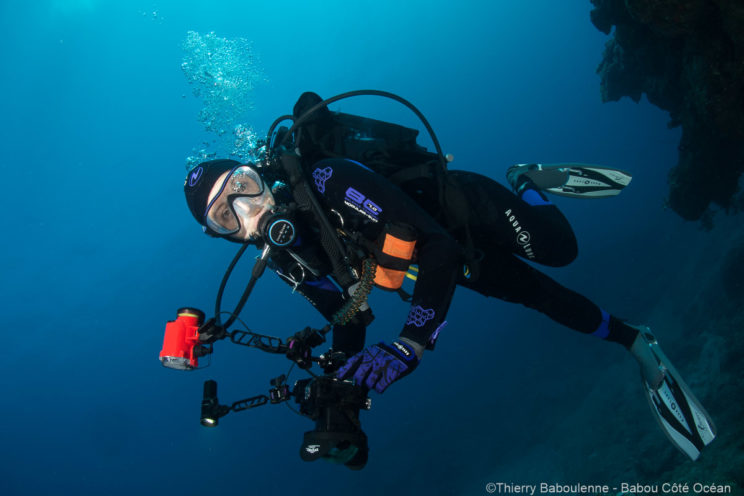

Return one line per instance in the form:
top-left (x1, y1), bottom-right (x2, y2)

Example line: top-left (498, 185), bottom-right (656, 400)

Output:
top-left (179, 90), bottom-right (716, 466)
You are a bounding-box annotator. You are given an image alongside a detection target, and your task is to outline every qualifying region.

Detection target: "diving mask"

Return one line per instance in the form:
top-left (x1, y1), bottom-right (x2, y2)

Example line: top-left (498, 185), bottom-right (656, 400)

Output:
top-left (204, 165), bottom-right (273, 237)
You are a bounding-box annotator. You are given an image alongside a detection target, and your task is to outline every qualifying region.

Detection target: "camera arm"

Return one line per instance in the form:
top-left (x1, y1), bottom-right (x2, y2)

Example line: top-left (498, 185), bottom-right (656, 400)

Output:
top-left (200, 379), bottom-right (273, 427)
top-left (228, 325), bottom-right (332, 369)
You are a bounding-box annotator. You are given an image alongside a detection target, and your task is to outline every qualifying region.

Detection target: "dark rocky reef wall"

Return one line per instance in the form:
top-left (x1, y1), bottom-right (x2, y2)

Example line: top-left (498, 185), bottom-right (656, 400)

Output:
top-left (590, 0), bottom-right (744, 222)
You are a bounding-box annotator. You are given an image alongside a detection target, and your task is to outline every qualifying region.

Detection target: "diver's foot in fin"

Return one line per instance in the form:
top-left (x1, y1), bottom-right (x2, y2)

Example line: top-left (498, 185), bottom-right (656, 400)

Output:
top-left (628, 325), bottom-right (717, 461)
top-left (506, 163), bottom-right (537, 193)
top-left (629, 329), bottom-right (665, 389)
top-left (507, 163), bottom-right (632, 199)
top-left (506, 163), bottom-right (569, 195)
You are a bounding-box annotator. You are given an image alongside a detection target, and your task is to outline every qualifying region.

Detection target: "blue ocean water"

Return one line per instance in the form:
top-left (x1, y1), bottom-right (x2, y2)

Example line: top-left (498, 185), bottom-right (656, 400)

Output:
top-left (1, 1), bottom-right (739, 494)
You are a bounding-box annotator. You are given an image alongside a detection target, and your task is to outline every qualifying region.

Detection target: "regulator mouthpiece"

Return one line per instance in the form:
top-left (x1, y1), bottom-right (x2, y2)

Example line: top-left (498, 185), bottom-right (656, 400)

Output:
top-left (159, 308), bottom-right (205, 370)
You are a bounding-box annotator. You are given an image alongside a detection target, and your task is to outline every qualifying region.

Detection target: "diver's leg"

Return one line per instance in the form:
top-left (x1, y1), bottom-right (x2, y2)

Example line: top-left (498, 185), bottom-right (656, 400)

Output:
top-left (459, 251), bottom-right (638, 346)
top-left (450, 171), bottom-right (577, 267)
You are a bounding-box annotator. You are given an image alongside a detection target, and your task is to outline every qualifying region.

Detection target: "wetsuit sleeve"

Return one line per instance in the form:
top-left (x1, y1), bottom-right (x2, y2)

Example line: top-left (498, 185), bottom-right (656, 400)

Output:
top-left (306, 158), bottom-right (461, 349)
top-left (398, 230), bottom-right (459, 347)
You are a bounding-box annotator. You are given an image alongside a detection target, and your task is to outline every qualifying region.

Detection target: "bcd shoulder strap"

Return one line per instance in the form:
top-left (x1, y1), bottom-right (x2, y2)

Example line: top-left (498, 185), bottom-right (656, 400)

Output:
top-left (279, 151), bottom-right (357, 289)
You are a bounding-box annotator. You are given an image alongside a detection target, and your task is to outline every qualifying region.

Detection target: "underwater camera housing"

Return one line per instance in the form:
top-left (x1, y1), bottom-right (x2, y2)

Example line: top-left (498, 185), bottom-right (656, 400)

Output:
top-left (200, 375), bottom-right (371, 470)
top-left (295, 376), bottom-right (370, 470)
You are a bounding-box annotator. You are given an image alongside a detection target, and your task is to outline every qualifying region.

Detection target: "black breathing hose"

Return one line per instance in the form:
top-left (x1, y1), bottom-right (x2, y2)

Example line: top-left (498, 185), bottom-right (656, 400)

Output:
top-left (265, 114), bottom-right (294, 150)
top-left (214, 244), bottom-right (271, 330)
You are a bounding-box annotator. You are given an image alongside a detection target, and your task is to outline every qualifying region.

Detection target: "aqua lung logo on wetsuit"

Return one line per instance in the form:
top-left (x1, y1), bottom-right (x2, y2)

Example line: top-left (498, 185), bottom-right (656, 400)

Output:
top-left (504, 209), bottom-right (535, 260)
top-left (344, 187), bottom-right (382, 223)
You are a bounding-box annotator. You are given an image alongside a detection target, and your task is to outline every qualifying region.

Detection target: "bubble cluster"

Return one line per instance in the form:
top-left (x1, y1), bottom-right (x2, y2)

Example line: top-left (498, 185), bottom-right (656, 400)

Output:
top-left (182, 31), bottom-right (265, 169)
top-left (231, 123), bottom-right (259, 162)
top-left (184, 124), bottom-right (261, 171)
top-left (185, 144), bottom-right (217, 172)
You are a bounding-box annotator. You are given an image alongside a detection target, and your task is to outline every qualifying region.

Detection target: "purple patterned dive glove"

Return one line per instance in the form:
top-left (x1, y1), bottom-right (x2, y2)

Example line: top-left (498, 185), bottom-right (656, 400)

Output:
top-left (336, 341), bottom-right (419, 393)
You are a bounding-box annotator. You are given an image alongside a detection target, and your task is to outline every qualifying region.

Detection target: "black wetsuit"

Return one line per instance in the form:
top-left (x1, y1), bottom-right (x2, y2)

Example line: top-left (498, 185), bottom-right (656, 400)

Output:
top-left (268, 158), bottom-right (631, 356)
top-left (450, 170), bottom-right (607, 337)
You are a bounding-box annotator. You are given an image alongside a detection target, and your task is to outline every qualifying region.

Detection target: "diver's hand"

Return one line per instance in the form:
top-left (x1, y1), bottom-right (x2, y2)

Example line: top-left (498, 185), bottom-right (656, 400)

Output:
top-left (336, 341), bottom-right (419, 393)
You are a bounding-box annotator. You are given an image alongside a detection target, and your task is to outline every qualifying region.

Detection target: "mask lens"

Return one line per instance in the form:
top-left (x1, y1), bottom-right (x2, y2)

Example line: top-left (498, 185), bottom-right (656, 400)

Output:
top-left (228, 168), bottom-right (263, 196)
top-left (206, 201), bottom-right (241, 234)
top-left (204, 165), bottom-right (267, 235)
top-left (232, 196), bottom-right (265, 217)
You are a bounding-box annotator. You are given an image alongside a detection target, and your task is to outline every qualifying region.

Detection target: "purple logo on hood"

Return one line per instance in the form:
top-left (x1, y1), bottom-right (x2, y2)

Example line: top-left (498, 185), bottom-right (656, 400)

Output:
top-left (188, 166), bottom-right (203, 188)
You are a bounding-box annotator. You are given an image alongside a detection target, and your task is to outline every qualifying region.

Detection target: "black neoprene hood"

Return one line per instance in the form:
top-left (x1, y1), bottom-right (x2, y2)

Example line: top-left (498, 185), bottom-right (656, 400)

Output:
top-left (184, 159), bottom-right (240, 225)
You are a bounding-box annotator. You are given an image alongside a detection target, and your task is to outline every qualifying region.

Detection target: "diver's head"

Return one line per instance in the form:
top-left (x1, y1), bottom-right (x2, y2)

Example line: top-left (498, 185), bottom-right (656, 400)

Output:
top-left (184, 159), bottom-right (275, 242)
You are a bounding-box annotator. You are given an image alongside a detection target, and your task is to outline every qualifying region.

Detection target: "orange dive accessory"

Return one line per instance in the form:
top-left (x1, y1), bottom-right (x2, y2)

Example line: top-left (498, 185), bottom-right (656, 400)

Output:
top-left (160, 308), bottom-right (206, 370)
top-left (373, 223), bottom-right (417, 290)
